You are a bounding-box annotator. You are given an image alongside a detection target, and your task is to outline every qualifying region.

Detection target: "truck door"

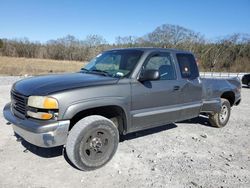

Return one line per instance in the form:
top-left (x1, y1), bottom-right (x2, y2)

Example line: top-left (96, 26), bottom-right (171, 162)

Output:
top-left (175, 53), bottom-right (203, 120)
top-left (130, 52), bottom-right (184, 131)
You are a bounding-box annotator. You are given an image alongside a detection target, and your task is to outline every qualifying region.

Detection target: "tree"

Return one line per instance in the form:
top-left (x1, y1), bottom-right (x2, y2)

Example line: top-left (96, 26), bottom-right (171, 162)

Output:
top-left (115, 36), bottom-right (137, 46)
top-left (84, 34), bottom-right (107, 47)
top-left (0, 39), bottom-right (3, 48)
top-left (144, 24), bottom-right (204, 46)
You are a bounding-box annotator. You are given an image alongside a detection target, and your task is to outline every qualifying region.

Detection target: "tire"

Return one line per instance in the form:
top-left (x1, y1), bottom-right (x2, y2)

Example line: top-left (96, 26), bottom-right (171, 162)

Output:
top-left (66, 115), bottom-right (119, 171)
top-left (209, 98), bottom-right (231, 128)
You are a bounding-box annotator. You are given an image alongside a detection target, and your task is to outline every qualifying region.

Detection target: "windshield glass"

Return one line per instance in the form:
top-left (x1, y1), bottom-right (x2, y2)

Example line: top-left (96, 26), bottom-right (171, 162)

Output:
top-left (82, 50), bottom-right (143, 78)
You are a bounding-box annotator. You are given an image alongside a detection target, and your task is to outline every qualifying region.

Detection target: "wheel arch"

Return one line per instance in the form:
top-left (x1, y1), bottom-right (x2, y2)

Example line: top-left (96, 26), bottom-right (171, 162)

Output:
top-left (221, 91), bottom-right (235, 106)
top-left (66, 104), bottom-right (128, 135)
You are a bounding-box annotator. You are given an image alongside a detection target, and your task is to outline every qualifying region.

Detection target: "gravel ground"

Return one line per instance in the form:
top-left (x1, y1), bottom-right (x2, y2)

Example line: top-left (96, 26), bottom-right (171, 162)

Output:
top-left (0, 76), bottom-right (249, 188)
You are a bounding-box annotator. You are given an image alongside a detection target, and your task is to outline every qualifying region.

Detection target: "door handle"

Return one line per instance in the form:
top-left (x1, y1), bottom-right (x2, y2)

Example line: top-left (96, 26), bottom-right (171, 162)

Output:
top-left (173, 86), bottom-right (180, 91)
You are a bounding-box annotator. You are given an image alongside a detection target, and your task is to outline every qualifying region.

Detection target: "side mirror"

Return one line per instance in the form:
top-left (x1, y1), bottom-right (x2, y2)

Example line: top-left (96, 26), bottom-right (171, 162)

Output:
top-left (139, 69), bottom-right (160, 82)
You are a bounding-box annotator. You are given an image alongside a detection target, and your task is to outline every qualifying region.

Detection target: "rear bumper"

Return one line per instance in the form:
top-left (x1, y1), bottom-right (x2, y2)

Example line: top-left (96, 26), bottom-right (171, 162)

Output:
top-left (3, 103), bottom-right (70, 148)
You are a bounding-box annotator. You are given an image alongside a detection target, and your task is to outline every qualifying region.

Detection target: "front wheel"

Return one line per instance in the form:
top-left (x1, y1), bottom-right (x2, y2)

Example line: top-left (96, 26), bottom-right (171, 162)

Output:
top-left (66, 115), bottom-right (119, 171)
top-left (209, 98), bottom-right (231, 128)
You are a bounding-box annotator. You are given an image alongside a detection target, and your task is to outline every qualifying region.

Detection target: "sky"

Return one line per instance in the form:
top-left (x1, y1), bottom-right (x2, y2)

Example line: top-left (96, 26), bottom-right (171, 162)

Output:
top-left (0, 0), bottom-right (250, 43)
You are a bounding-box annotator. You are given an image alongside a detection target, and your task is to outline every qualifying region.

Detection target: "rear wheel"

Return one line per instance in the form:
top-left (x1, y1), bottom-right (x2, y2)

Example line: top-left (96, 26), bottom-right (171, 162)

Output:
top-left (66, 115), bottom-right (119, 171)
top-left (209, 98), bottom-right (231, 128)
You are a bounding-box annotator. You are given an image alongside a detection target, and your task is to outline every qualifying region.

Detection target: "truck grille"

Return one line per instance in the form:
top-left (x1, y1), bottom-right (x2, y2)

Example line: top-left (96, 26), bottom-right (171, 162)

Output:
top-left (11, 90), bottom-right (28, 118)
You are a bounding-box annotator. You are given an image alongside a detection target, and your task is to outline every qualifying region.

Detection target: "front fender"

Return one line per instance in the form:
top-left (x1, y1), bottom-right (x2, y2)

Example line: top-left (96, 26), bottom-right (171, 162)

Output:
top-left (62, 97), bottom-right (131, 126)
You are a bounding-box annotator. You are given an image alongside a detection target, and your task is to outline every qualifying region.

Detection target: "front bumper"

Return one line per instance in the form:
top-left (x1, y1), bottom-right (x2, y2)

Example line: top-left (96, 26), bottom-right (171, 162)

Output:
top-left (3, 103), bottom-right (70, 148)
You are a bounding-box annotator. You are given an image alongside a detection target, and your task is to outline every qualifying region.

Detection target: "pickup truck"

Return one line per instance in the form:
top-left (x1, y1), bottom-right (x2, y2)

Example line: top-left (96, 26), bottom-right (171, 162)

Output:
top-left (3, 48), bottom-right (241, 171)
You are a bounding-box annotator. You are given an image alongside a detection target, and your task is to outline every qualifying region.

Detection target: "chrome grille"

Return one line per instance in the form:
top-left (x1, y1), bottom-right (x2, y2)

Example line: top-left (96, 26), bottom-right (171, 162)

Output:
top-left (11, 90), bottom-right (28, 118)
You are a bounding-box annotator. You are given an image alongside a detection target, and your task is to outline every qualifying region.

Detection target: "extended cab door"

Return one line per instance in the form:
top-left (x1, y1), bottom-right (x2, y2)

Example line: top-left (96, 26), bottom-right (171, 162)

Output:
top-left (175, 53), bottom-right (202, 120)
top-left (130, 52), bottom-right (184, 131)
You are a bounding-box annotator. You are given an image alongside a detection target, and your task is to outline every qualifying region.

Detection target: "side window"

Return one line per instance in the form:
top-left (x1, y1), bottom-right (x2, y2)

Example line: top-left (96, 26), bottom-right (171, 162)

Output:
top-left (176, 53), bottom-right (199, 79)
top-left (144, 53), bottom-right (176, 80)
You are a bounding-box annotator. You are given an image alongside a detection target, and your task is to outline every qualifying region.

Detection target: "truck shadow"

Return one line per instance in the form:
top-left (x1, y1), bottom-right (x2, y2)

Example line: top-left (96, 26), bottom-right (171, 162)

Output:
top-left (17, 136), bottom-right (64, 158)
top-left (12, 115), bottom-right (212, 166)
top-left (120, 115), bottom-right (213, 142)
top-left (17, 137), bottom-right (79, 169)
top-left (178, 115), bottom-right (214, 127)
top-left (120, 123), bottom-right (177, 141)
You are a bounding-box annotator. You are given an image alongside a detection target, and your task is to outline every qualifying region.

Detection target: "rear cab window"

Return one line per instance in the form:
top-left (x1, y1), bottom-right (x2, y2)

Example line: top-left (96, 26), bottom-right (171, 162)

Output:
top-left (176, 53), bottom-right (199, 80)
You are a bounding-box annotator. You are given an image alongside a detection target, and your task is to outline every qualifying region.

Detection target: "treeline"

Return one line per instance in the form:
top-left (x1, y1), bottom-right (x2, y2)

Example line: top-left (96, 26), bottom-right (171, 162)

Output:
top-left (0, 24), bottom-right (250, 72)
top-left (0, 35), bottom-right (110, 61)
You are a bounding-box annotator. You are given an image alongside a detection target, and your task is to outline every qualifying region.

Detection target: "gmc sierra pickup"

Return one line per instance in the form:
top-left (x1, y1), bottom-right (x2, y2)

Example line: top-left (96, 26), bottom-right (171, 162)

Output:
top-left (3, 48), bottom-right (241, 171)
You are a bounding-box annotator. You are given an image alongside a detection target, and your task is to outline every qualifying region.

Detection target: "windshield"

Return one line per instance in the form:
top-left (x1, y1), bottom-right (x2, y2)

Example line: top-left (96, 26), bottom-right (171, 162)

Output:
top-left (82, 50), bottom-right (143, 78)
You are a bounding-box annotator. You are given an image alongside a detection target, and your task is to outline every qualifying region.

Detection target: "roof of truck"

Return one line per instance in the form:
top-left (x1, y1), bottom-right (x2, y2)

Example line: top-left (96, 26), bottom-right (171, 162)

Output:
top-left (105, 47), bottom-right (193, 54)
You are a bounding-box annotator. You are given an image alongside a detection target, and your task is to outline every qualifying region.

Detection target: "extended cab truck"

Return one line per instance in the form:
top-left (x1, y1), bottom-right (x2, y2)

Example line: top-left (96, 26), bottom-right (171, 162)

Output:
top-left (3, 48), bottom-right (241, 171)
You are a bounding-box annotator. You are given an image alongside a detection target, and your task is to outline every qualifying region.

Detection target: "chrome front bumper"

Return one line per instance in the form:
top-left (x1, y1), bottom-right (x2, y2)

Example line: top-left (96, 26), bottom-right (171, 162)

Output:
top-left (3, 103), bottom-right (70, 148)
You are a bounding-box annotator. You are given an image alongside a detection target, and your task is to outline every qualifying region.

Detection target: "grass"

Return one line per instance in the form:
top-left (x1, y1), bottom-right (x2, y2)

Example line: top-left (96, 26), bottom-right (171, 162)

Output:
top-left (0, 56), bottom-right (86, 75)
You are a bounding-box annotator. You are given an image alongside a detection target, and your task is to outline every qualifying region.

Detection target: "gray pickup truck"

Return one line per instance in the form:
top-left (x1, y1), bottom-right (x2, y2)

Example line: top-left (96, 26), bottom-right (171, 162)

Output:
top-left (3, 48), bottom-right (241, 170)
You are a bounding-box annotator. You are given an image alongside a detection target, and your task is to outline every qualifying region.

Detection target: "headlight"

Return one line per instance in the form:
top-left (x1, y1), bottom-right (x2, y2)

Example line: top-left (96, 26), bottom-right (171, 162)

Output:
top-left (28, 96), bottom-right (58, 109)
top-left (27, 96), bottom-right (58, 120)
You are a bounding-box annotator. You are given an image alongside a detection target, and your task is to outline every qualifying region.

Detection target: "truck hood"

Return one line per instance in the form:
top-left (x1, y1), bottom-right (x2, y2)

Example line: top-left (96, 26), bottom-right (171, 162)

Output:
top-left (13, 72), bottom-right (119, 96)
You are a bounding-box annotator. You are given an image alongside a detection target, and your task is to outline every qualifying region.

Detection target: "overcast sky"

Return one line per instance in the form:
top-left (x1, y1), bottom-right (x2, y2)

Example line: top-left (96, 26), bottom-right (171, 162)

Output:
top-left (0, 0), bottom-right (250, 43)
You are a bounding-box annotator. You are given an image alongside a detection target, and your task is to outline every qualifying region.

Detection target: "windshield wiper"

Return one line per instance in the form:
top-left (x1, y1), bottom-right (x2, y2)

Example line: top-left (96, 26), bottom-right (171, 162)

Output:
top-left (89, 69), bottom-right (110, 77)
top-left (80, 68), bottom-right (89, 72)
top-left (80, 68), bottom-right (111, 77)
